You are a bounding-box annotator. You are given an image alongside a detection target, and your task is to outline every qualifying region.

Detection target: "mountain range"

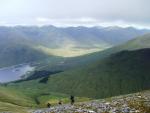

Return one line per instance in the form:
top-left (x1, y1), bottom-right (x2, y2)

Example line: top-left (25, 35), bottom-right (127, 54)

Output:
top-left (0, 26), bottom-right (150, 112)
top-left (0, 26), bottom-right (149, 67)
top-left (6, 33), bottom-right (150, 100)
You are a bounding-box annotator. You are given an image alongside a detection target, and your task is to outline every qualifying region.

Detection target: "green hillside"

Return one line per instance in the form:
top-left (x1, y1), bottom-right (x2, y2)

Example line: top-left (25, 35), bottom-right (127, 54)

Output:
top-left (103, 33), bottom-right (150, 54)
top-left (0, 86), bottom-right (35, 113)
top-left (69, 33), bottom-right (150, 66)
top-left (1, 32), bottom-right (150, 112)
top-left (118, 33), bottom-right (150, 50)
top-left (8, 48), bottom-right (150, 100)
top-left (6, 34), bottom-right (150, 97)
top-left (0, 84), bottom-right (91, 112)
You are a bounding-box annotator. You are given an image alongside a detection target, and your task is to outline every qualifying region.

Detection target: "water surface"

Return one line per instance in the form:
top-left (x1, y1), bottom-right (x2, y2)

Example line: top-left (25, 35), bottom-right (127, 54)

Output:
top-left (0, 64), bottom-right (34, 83)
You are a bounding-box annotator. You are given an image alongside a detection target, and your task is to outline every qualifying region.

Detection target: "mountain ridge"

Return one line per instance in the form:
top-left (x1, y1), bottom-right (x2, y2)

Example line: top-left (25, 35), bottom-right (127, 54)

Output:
top-left (0, 25), bottom-right (149, 67)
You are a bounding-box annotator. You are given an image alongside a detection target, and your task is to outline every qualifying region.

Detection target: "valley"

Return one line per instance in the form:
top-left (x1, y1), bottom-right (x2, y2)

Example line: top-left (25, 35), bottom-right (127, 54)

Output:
top-left (0, 26), bottom-right (149, 67)
top-left (1, 0), bottom-right (150, 112)
top-left (0, 26), bottom-right (150, 113)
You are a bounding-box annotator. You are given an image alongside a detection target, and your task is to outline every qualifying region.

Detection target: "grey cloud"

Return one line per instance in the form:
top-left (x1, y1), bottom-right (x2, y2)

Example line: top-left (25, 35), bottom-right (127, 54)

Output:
top-left (0, 0), bottom-right (149, 28)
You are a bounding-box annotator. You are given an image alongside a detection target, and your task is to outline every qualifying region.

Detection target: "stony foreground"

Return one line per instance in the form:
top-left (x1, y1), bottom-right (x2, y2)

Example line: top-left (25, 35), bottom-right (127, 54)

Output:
top-left (30, 91), bottom-right (150, 113)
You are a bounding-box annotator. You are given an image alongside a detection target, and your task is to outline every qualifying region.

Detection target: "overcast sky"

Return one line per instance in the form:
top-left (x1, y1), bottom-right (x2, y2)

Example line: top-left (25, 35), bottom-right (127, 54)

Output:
top-left (0, 0), bottom-right (149, 28)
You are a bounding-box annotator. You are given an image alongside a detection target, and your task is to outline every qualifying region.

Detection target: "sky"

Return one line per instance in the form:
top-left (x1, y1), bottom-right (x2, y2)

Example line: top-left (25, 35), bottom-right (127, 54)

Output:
top-left (0, 0), bottom-right (149, 28)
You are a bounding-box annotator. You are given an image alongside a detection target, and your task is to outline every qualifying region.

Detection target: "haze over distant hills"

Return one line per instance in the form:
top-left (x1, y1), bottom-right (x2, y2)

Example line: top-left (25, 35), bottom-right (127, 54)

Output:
top-left (0, 25), bottom-right (149, 67)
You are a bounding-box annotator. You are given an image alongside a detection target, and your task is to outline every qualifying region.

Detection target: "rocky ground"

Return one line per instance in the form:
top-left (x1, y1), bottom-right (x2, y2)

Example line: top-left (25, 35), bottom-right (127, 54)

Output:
top-left (30, 91), bottom-right (150, 113)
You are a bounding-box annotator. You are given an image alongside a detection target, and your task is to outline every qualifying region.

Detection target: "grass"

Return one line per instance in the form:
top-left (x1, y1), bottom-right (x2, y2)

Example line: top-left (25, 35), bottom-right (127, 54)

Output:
top-left (0, 102), bottom-right (28, 113)
top-left (0, 86), bottom-right (36, 113)
top-left (0, 84), bottom-right (91, 112)
top-left (0, 86), bottom-right (35, 107)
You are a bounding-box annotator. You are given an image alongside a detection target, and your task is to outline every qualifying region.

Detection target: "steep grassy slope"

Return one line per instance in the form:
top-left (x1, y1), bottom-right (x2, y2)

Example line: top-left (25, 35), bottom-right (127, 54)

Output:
top-left (0, 85), bottom-right (91, 112)
top-left (66, 33), bottom-right (150, 66)
top-left (117, 33), bottom-right (150, 50)
top-left (0, 86), bottom-right (36, 113)
top-left (103, 33), bottom-right (150, 55)
top-left (9, 48), bottom-right (150, 100)
top-left (0, 86), bottom-right (36, 105)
